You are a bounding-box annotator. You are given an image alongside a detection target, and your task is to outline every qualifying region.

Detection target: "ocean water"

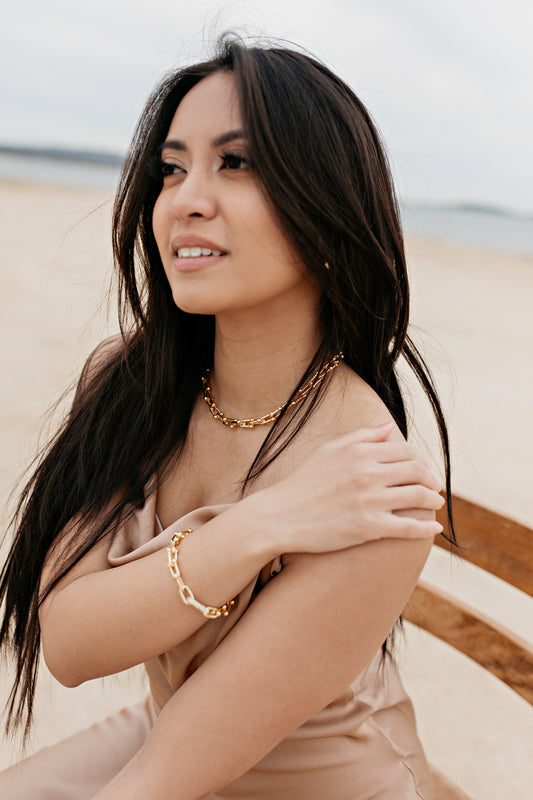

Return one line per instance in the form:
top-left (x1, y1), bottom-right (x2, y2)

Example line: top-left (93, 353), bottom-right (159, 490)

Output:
top-left (0, 149), bottom-right (122, 191)
top-left (401, 203), bottom-right (533, 258)
top-left (0, 148), bottom-right (532, 257)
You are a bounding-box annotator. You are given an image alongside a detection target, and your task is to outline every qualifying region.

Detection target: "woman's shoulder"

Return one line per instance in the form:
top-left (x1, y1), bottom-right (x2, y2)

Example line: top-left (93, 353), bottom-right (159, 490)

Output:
top-left (83, 333), bottom-right (126, 373)
top-left (71, 334), bottom-right (126, 413)
top-left (320, 362), bottom-right (400, 440)
top-left (255, 365), bottom-right (402, 490)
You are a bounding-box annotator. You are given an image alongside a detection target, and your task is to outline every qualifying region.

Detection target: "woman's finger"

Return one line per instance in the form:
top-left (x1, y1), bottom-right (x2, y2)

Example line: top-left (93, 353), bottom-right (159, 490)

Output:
top-left (378, 513), bottom-right (444, 540)
top-left (386, 485), bottom-right (445, 512)
top-left (327, 422), bottom-right (395, 451)
top-left (381, 460), bottom-right (442, 492)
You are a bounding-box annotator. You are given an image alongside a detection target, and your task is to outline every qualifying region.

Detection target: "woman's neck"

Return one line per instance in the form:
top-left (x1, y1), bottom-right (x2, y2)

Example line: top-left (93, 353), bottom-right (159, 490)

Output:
top-left (209, 296), bottom-right (323, 421)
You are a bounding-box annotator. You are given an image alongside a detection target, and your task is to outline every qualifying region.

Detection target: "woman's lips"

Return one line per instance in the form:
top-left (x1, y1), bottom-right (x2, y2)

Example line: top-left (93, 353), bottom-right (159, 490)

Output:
top-left (170, 236), bottom-right (228, 272)
top-left (173, 252), bottom-right (227, 272)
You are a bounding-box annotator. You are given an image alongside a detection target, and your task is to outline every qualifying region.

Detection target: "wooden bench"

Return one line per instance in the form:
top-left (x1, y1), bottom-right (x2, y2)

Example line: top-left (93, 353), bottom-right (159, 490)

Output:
top-left (403, 496), bottom-right (533, 800)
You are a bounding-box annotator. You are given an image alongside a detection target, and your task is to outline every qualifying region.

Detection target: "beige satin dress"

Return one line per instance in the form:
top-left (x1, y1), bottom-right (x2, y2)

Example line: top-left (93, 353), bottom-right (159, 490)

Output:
top-left (1, 490), bottom-right (434, 799)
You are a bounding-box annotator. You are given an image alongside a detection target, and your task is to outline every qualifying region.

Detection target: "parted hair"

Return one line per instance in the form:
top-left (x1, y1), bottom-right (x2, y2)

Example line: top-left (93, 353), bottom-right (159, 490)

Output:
top-left (0, 35), bottom-right (455, 738)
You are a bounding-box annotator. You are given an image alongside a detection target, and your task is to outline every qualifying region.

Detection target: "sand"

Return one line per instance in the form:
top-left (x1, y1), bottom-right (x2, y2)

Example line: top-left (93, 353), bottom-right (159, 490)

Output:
top-left (1, 179), bottom-right (532, 796)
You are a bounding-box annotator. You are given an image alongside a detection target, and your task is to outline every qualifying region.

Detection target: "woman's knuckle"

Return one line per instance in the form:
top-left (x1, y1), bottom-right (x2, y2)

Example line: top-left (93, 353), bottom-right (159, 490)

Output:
top-left (416, 462), bottom-right (427, 481)
top-left (414, 486), bottom-right (426, 505)
top-left (405, 443), bottom-right (418, 460)
top-left (358, 466), bottom-right (377, 489)
top-left (347, 440), bottom-right (364, 458)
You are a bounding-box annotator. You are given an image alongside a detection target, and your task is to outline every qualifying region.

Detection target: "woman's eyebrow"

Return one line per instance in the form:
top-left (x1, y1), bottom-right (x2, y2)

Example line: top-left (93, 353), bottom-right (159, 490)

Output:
top-left (212, 128), bottom-right (247, 147)
top-left (159, 128), bottom-right (247, 153)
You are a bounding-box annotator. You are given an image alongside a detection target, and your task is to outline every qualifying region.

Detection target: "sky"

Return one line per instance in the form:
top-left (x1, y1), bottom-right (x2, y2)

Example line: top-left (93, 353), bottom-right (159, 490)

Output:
top-left (1, 0), bottom-right (532, 212)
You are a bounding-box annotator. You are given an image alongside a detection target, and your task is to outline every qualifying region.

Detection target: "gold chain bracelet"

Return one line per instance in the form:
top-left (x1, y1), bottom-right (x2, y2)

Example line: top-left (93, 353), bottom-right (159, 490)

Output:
top-left (166, 529), bottom-right (236, 619)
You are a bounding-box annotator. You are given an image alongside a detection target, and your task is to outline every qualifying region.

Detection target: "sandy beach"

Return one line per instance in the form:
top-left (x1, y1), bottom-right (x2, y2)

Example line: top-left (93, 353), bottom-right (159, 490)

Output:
top-left (1, 179), bottom-right (532, 796)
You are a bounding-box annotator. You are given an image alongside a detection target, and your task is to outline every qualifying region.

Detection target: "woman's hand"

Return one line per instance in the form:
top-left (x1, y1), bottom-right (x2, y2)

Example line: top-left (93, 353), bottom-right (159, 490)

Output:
top-left (251, 422), bottom-right (443, 554)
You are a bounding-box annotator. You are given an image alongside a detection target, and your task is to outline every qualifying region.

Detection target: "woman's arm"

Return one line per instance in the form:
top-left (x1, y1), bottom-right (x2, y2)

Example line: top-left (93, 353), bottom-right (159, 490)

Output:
top-left (39, 498), bottom-right (279, 686)
top-left (40, 423), bottom-right (442, 686)
top-left (91, 527), bottom-right (432, 800)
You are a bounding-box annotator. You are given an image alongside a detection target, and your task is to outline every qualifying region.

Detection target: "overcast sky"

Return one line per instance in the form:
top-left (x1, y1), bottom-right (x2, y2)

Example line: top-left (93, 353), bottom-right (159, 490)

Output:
top-left (2, 0), bottom-right (532, 211)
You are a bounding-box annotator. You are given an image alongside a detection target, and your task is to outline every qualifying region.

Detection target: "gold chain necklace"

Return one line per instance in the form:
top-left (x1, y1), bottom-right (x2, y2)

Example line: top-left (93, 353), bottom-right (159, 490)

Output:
top-left (201, 353), bottom-right (343, 429)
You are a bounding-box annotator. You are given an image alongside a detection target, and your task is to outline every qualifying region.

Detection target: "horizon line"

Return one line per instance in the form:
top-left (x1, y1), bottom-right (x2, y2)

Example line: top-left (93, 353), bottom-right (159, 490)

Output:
top-left (0, 143), bottom-right (531, 219)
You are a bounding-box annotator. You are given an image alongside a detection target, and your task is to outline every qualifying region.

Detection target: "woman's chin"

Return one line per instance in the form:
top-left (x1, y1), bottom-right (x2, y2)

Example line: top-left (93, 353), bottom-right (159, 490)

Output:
top-left (171, 291), bottom-right (220, 316)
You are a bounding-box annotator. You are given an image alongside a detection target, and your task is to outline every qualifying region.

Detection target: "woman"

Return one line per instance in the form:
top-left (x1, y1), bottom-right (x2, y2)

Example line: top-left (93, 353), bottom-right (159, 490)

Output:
top-left (0, 37), bottom-right (454, 799)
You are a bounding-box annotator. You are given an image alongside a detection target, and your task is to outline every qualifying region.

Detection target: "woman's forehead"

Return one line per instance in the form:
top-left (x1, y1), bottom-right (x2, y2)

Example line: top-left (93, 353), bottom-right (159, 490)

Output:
top-left (166, 72), bottom-right (242, 144)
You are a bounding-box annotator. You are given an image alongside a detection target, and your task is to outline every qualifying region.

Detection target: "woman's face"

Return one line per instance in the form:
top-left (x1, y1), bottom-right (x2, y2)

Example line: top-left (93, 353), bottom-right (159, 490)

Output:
top-left (152, 71), bottom-right (318, 319)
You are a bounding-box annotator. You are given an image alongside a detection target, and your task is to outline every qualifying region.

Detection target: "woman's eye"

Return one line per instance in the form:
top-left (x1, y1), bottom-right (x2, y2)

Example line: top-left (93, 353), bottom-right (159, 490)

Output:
top-left (221, 153), bottom-right (252, 171)
top-left (160, 161), bottom-right (184, 177)
top-left (148, 156), bottom-right (185, 181)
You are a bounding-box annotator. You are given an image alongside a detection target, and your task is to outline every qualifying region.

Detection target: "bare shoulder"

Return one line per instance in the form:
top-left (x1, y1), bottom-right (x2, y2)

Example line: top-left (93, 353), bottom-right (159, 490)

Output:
top-left (80, 334), bottom-right (125, 384)
top-left (282, 363), bottom-right (433, 574)
top-left (320, 362), bottom-right (404, 441)
top-left (254, 364), bottom-right (404, 490)
top-left (72, 334), bottom-right (125, 412)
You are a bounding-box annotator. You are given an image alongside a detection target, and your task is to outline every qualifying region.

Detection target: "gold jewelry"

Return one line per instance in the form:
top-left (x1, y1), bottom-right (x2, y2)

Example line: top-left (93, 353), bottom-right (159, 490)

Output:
top-left (201, 352), bottom-right (343, 429)
top-left (324, 261), bottom-right (331, 270)
top-left (167, 529), bottom-right (236, 619)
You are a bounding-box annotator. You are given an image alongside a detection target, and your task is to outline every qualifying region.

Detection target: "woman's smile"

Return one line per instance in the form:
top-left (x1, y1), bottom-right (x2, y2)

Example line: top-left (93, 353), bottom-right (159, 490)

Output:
top-left (171, 233), bottom-right (228, 273)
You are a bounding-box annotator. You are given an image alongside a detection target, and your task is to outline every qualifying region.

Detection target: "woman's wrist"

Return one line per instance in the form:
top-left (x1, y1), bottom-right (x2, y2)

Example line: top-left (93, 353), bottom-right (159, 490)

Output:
top-left (219, 491), bottom-right (284, 566)
top-left (231, 487), bottom-right (291, 562)
top-left (172, 493), bottom-right (283, 617)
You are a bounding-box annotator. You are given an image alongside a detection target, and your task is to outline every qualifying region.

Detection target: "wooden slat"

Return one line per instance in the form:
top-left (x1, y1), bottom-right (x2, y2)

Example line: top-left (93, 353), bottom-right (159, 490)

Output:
top-left (404, 582), bottom-right (533, 705)
top-left (431, 766), bottom-right (473, 800)
top-left (409, 497), bottom-right (533, 797)
top-left (435, 495), bottom-right (533, 597)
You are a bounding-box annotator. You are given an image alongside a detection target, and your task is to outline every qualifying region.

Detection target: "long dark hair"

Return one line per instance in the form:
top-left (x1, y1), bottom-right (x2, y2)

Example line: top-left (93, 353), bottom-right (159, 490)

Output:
top-left (0, 35), bottom-right (456, 738)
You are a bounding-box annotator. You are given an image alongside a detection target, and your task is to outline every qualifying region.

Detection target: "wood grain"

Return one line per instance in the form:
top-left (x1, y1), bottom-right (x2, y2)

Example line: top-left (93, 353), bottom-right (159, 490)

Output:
top-left (407, 495), bottom-right (533, 797)
top-left (405, 582), bottom-right (533, 705)
top-left (435, 496), bottom-right (533, 596)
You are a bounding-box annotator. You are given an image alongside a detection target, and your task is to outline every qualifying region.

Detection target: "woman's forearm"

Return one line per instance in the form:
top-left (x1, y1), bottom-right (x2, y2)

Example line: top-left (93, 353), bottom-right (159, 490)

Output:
top-left (40, 493), bottom-right (280, 686)
top-left (40, 424), bottom-right (442, 687)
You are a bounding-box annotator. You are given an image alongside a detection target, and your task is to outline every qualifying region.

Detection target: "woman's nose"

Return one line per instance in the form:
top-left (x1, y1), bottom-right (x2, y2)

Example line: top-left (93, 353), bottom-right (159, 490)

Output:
top-left (169, 169), bottom-right (217, 220)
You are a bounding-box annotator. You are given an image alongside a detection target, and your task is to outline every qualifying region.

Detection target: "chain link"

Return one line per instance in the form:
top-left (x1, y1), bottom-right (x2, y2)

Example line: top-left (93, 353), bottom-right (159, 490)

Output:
top-left (167, 529), bottom-right (236, 619)
top-left (201, 352), bottom-right (343, 428)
